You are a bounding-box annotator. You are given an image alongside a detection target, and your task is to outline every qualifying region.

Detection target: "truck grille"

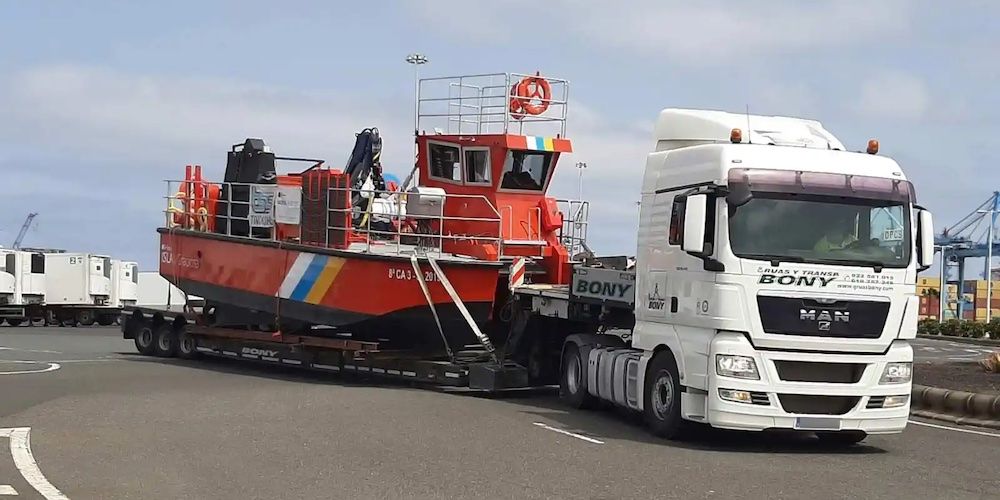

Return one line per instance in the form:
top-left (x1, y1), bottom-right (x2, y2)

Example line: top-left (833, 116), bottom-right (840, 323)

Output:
top-left (866, 396), bottom-right (886, 409)
top-left (757, 296), bottom-right (889, 338)
top-left (773, 361), bottom-right (866, 383)
top-left (777, 394), bottom-right (860, 415)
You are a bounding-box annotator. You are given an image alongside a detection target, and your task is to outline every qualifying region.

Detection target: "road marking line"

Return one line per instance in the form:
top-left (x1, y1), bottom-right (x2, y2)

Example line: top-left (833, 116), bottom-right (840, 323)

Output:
top-left (533, 422), bottom-right (604, 445)
top-left (0, 484), bottom-right (17, 495)
top-left (0, 362), bottom-right (61, 376)
top-left (909, 419), bottom-right (1000, 438)
top-left (0, 347), bottom-right (63, 355)
top-left (0, 428), bottom-right (70, 499)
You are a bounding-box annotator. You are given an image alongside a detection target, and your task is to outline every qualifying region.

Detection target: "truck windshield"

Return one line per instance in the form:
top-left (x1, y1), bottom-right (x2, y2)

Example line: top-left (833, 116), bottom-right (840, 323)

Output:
top-left (726, 168), bottom-right (914, 268)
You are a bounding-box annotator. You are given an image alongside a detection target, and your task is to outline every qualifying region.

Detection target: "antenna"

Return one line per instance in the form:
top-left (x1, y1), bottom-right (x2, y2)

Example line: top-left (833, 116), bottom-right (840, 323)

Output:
top-left (745, 104), bottom-right (752, 145)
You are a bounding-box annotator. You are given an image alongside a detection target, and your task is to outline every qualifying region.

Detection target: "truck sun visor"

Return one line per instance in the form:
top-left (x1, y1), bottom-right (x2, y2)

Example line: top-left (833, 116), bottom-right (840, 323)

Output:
top-left (727, 168), bottom-right (915, 203)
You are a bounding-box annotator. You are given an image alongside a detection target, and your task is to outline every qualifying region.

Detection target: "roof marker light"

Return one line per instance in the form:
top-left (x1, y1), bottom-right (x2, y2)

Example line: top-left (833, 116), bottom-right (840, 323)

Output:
top-left (730, 128), bottom-right (742, 144)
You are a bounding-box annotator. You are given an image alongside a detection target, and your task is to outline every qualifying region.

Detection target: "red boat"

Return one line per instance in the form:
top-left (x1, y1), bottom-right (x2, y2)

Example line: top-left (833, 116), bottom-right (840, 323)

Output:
top-left (158, 72), bottom-right (586, 352)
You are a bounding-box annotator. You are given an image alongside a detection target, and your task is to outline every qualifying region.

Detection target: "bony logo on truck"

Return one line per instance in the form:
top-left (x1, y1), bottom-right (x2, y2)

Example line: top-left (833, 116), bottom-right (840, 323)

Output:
top-left (647, 283), bottom-right (665, 310)
top-left (759, 274), bottom-right (836, 287)
top-left (242, 347), bottom-right (278, 357)
top-left (574, 278), bottom-right (632, 299)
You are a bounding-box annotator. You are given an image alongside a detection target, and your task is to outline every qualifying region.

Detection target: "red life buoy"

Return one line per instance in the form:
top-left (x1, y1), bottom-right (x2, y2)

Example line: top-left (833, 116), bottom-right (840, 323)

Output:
top-left (509, 74), bottom-right (551, 120)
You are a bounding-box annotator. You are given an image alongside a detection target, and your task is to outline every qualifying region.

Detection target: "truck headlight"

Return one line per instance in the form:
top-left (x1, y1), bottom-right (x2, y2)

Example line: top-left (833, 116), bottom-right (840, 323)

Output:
top-left (880, 362), bottom-right (912, 384)
top-left (716, 354), bottom-right (759, 380)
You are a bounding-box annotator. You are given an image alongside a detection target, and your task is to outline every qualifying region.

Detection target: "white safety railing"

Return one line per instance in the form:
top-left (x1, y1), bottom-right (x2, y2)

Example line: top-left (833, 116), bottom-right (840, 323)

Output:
top-left (161, 180), bottom-right (504, 261)
top-left (416, 72), bottom-right (569, 137)
top-left (557, 199), bottom-right (590, 260)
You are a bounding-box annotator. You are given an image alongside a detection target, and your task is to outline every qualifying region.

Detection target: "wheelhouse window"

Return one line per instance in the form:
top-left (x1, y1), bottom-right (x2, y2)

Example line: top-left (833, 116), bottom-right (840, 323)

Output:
top-left (428, 142), bottom-right (462, 182)
top-left (726, 168), bottom-right (914, 268)
top-left (500, 151), bottom-right (552, 191)
top-left (464, 148), bottom-right (491, 184)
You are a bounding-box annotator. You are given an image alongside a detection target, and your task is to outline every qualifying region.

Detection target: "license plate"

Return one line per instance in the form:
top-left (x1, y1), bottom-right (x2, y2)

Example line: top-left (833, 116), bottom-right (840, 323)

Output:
top-left (794, 417), bottom-right (841, 431)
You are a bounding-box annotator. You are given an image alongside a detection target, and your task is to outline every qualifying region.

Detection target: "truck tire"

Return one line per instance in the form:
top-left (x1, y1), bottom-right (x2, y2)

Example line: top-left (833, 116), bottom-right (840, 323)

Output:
top-left (643, 351), bottom-right (686, 440)
top-left (153, 323), bottom-right (178, 358)
top-left (176, 326), bottom-right (199, 360)
top-left (816, 431), bottom-right (867, 446)
top-left (97, 315), bottom-right (115, 326)
top-left (134, 323), bottom-right (157, 356)
top-left (6, 318), bottom-right (25, 327)
top-left (560, 343), bottom-right (597, 409)
top-left (77, 310), bottom-right (96, 327)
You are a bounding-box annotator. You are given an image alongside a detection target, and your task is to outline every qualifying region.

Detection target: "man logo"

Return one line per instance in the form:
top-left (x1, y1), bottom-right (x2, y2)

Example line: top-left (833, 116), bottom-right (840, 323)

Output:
top-left (800, 309), bottom-right (849, 331)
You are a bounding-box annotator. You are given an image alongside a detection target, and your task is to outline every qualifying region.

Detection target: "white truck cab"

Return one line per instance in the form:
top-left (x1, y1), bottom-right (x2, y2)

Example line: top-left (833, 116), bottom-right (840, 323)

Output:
top-left (630, 109), bottom-right (934, 440)
top-left (522, 108), bottom-right (935, 445)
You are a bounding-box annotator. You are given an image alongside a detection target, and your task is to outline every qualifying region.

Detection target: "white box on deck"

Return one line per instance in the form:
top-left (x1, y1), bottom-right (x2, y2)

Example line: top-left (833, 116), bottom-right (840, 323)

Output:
top-left (137, 271), bottom-right (198, 310)
top-left (653, 108), bottom-right (846, 152)
top-left (43, 253), bottom-right (113, 306)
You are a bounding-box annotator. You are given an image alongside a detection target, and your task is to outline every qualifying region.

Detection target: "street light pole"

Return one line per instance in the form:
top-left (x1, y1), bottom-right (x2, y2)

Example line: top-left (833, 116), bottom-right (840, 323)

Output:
top-left (575, 161), bottom-right (587, 201)
top-left (402, 53), bottom-right (428, 191)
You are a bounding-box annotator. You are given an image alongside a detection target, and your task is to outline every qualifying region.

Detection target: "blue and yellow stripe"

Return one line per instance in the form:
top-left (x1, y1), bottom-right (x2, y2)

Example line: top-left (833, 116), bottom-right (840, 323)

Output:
top-left (279, 253), bottom-right (346, 304)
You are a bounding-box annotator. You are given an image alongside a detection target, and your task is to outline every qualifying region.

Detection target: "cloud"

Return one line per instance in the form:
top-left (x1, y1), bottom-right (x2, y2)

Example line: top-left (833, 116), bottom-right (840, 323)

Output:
top-left (0, 64), bottom-right (413, 175)
top-left (853, 71), bottom-right (930, 121)
top-left (408, 0), bottom-right (912, 65)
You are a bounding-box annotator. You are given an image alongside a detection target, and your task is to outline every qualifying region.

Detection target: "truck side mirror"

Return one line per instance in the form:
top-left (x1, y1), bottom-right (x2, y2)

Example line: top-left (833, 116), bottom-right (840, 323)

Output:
top-left (725, 182), bottom-right (753, 208)
top-left (918, 209), bottom-right (934, 270)
top-left (682, 194), bottom-right (708, 255)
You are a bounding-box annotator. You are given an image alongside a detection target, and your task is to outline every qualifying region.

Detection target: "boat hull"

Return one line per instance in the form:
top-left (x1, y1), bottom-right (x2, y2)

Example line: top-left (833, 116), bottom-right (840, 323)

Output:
top-left (158, 230), bottom-right (502, 349)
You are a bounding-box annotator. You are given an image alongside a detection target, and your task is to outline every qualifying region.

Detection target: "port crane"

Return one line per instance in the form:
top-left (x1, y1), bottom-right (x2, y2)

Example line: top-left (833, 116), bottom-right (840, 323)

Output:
top-left (12, 212), bottom-right (38, 250)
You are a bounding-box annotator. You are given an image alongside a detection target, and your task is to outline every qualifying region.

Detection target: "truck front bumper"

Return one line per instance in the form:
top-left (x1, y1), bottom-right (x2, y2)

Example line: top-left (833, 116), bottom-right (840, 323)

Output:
top-left (704, 333), bottom-right (912, 435)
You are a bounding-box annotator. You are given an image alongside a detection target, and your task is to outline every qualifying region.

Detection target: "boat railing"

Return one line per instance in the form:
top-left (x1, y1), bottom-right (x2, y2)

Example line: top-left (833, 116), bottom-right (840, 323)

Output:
top-left (556, 199), bottom-right (590, 259)
top-left (416, 72), bottom-right (569, 137)
top-left (161, 180), bottom-right (505, 261)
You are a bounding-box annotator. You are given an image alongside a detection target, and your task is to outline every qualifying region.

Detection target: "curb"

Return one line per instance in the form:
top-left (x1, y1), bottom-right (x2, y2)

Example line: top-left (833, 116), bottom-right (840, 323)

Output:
top-left (916, 334), bottom-right (1000, 347)
top-left (910, 383), bottom-right (1000, 428)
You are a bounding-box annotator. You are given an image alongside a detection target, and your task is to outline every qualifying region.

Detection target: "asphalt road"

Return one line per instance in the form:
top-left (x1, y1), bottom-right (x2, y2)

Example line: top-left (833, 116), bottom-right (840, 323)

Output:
top-left (912, 337), bottom-right (997, 363)
top-left (1, 328), bottom-right (999, 499)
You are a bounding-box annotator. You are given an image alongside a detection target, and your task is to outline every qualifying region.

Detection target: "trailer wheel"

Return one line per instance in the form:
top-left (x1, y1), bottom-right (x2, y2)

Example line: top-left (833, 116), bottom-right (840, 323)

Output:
top-left (153, 323), bottom-right (178, 358)
top-left (6, 318), bottom-right (25, 327)
top-left (643, 351), bottom-right (686, 440)
top-left (816, 431), bottom-right (867, 446)
top-left (560, 344), bottom-right (597, 409)
top-left (97, 315), bottom-right (115, 326)
top-left (77, 310), bottom-right (96, 327)
top-left (134, 323), bottom-right (157, 355)
top-left (176, 327), bottom-right (198, 359)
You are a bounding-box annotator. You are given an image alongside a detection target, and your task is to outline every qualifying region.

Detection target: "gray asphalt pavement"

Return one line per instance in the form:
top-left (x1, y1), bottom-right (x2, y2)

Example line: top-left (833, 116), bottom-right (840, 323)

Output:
top-left (912, 337), bottom-right (997, 363)
top-left (1, 327), bottom-right (999, 499)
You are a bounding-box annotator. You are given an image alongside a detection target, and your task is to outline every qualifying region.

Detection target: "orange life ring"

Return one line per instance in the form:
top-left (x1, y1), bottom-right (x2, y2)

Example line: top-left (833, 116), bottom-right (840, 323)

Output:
top-left (509, 74), bottom-right (551, 120)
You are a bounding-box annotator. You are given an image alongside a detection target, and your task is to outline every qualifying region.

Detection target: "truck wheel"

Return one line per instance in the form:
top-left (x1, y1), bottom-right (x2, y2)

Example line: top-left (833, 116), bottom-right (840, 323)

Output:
top-left (97, 315), bottom-right (115, 326)
top-left (134, 323), bottom-right (157, 355)
top-left (643, 351), bottom-right (686, 440)
top-left (6, 318), bottom-right (25, 327)
top-left (77, 311), bottom-right (96, 326)
top-left (560, 344), bottom-right (597, 409)
top-left (176, 327), bottom-right (199, 359)
top-left (816, 431), bottom-right (867, 446)
top-left (153, 324), bottom-right (178, 357)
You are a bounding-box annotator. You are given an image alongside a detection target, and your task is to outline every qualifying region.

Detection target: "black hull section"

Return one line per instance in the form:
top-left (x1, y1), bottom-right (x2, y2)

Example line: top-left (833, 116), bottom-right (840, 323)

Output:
top-left (175, 278), bottom-right (494, 350)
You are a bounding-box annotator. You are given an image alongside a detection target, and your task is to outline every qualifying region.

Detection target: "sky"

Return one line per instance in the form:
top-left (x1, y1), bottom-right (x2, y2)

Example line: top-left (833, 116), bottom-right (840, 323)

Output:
top-left (1, 0), bottom-right (998, 274)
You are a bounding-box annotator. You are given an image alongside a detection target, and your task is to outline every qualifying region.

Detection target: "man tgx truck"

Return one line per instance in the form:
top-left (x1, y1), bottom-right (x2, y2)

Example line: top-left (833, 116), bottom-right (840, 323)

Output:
top-left (511, 108), bottom-right (934, 445)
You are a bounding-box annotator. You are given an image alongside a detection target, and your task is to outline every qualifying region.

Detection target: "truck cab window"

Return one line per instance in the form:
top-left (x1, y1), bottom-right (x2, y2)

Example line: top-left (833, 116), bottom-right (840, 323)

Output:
top-left (500, 151), bottom-right (551, 191)
top-left (669, 197), bottom-right (686, 245)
